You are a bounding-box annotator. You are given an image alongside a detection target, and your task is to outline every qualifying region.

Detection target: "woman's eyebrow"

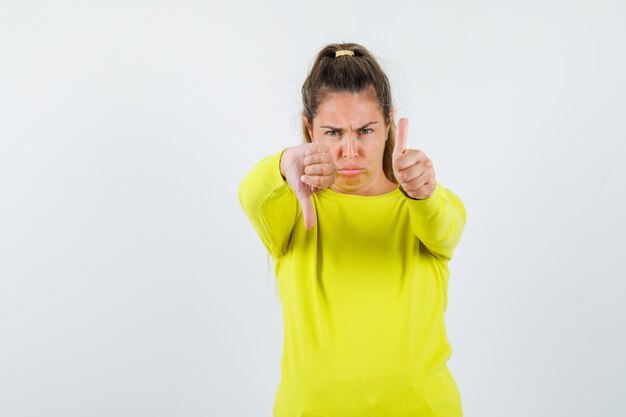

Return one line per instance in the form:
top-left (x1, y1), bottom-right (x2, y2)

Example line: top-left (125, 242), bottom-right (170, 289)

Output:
top-left (320, 121), bottom-right (379, 130)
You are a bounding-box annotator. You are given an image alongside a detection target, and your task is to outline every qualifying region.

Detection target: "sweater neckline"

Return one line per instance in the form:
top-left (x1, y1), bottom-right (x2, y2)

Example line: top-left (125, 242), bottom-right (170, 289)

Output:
top-left (316, 185), bottom-right (403, 202)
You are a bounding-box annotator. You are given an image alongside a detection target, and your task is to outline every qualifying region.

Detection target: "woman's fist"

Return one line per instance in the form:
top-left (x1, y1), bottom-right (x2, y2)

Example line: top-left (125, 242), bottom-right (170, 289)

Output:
top-left (280, 143), bottom-right (336, 229)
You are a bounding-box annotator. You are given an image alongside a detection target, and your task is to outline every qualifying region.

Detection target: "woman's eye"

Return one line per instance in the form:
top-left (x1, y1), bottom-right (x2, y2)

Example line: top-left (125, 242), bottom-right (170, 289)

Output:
top-left (325, 130), bottom-right (340, 137)
top-left (361, 128), bottom-right (373, 134)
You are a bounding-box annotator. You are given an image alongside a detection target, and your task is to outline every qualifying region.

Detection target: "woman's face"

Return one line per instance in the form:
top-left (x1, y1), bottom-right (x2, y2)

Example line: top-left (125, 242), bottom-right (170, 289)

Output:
top-left (305, 91), bottom-right (394, 196)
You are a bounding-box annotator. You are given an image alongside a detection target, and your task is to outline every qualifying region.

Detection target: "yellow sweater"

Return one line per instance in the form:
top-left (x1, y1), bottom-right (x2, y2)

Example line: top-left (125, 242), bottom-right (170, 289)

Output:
top-left (238, 150), bottom-right (467, 417)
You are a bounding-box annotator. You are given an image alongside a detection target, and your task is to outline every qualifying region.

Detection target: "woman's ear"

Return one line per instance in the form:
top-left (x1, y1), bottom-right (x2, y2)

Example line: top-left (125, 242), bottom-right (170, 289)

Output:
top-left (303, 116), bottom-right (314, 141)
top-left (385, 109), bottom-right (395, 140)
top-left (386, 111), bottom-right (394, 138)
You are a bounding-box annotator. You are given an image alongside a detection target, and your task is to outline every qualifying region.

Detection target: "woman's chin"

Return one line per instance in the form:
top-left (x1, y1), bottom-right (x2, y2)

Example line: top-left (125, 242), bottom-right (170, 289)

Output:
top-left (331, 179), bottom-right (363, 194)
top-left (337, 172), bottom-right (363, 183)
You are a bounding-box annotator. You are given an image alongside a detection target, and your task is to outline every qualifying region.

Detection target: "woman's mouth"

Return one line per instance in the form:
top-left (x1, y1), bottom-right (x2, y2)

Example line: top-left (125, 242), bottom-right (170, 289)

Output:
top-left (338, 168), bottom-right (362, 176)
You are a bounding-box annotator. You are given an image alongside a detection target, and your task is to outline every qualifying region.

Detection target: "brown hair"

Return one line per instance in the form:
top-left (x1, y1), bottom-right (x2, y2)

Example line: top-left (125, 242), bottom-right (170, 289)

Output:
top-left (301, 42), bottom-right (397, 182)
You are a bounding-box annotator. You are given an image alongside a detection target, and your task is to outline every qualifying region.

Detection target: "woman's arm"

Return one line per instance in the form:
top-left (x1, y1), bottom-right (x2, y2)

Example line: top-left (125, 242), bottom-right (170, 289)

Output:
top-left (402, 183), bottom-right (466, 262)
top-left (392, 118), bottom-right (466, 261)
top-left (238, 149), bottom-right (300, 259)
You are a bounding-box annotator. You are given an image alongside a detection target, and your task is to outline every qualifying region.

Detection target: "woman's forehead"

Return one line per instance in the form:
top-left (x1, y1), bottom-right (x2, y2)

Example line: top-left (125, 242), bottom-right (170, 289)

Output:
top-left (314, 92), bottom-right (384, 126)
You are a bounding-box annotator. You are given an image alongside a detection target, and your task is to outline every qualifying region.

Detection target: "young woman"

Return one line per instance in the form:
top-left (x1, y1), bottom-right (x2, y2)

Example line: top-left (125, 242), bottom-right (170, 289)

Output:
top-left (239, 42), bottom-right (466, 417)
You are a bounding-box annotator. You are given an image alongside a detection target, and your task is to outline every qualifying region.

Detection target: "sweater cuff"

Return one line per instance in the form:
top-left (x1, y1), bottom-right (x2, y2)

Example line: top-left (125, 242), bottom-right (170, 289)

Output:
top-left (401, 182), bottom-right (447, 217)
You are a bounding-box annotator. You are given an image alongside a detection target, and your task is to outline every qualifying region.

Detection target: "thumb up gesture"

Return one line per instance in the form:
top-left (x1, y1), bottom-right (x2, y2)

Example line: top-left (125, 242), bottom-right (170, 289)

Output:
top-left (280, 143), bottom-right (336, 229)
top-left (392, 118), bottom-right (437, 199)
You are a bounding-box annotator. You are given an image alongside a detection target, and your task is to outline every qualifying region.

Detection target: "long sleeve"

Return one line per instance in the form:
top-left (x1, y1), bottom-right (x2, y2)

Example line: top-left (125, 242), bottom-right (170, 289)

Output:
top-left (238, 150), bottom-right (300, 259)
top-left (402, 182), bottom-right (466, 262)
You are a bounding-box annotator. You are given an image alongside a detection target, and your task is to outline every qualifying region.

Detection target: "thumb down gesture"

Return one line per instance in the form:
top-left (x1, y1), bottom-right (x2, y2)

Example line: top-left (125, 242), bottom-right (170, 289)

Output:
top-left (280, 143), bottom-right (336, 229)
top-left (392, 118), bottom-right (437, 199)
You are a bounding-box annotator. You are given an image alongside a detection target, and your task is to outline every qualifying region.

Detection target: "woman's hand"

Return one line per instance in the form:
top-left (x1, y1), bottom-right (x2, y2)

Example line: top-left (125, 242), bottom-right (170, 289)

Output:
top-left (392, 118), bottom-right (437, 199)
top-left (280, 143), bottom-right (336, 229)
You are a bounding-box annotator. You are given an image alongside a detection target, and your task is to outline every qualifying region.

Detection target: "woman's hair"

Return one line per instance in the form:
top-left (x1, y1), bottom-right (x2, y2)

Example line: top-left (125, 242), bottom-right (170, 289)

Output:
top-left (301, 42), bottom-right (397, 182)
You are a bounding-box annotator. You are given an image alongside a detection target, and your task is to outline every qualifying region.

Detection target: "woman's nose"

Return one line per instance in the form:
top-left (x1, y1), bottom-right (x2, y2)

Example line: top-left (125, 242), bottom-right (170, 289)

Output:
top-left (342, 135), bottom-right (358, 159)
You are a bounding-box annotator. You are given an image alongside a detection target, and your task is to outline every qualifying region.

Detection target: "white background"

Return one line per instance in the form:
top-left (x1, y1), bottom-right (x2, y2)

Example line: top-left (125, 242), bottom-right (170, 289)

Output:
top-left (1, 1), bottom-right (625, 416)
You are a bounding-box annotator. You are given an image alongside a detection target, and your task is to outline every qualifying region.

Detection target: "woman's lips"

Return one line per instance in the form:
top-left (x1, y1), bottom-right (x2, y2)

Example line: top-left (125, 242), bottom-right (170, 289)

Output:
top-left (338, 168), bottom-right (362, 176)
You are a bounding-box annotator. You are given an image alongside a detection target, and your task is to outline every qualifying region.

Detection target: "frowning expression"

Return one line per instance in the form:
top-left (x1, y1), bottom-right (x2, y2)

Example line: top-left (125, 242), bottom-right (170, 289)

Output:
top-left (305, 91), bottom-right (393, 196)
